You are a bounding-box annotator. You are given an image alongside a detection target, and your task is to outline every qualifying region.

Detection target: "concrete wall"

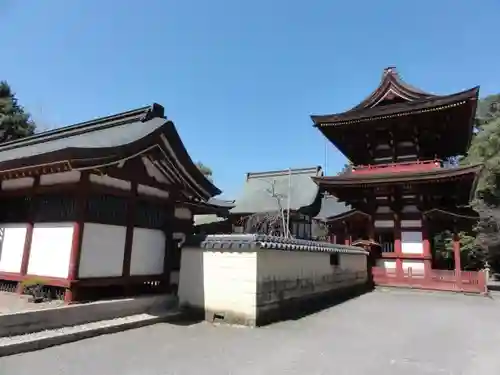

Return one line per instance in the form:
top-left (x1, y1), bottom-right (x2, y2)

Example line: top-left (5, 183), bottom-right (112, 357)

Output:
top-left (0, 294), bottom-right (177, 337)
top-left (178, 247), bottom-right (368, 326)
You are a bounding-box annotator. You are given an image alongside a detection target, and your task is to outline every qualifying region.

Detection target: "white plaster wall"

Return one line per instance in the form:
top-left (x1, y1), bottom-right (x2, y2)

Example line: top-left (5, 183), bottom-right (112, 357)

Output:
top-left (0, 224), bottom-right (27, 273)
top-left (376, 206), bottom-right (391, 213)
top-left (402, 205), bottom-right (419, 213)
top-left (78, 223), bottom-right (126, 278)
top-left (137, 184), bottom-right (169, 199)
top-left (402, 260), bottom-right (425, 276)
top-left (27, 223), bottom-right (74, 278)
top-left (40, 171), bottom-right (81, 185)
top-left (130, 228), bottom-right (165, 276)
top-left (174, 207), bottom-right (192, 220)
top-left (89, 174), bottom-right (131, 190)
top-left (178, 248), bottom-right (206, 309)
top-left (178, 248), bottom-right (257, 320)
top-left (401, 231), bottom-right (424, 254)
top-left (375, 220), bottom-right (394, 228)
top-left (376, 259), bottom-right (396, 270)
top-left (256, 251), bottom-right (367, 282)
top-left (401, 220), bottom-right (422, 228)
top-left (340, 253), bottom-right (368, 272)
top-left (1, 177), bottom-right (34, 190)
top-left (179, 248), bottom-right (368, 324)
top-left (204, 250), bottom-right (257, 319)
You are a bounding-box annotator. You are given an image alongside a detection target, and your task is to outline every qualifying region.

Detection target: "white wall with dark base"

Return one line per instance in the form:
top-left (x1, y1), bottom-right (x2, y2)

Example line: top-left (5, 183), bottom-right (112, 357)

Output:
top-left (0, 224), bottom-right (27, 273)
top-left (78, 223), bottom-right (126, 278)
top-left (27, 223), bottom-right (74, 278)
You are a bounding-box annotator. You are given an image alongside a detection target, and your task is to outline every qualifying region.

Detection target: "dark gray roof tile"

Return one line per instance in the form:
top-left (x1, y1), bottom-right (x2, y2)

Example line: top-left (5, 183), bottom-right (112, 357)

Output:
top-left (198, 234), bottom-right (368, 255)
top-left (231, 167), bottom-right (322, 214)
top-left (314, 194), bottom-right (351, 221)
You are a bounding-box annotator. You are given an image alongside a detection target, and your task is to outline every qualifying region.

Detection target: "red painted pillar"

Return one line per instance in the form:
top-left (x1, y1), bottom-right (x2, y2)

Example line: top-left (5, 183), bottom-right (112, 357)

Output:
top-left (65, 172), bottom-right (88, 302)
top-left (394, 212), bottom-right (403, 279)
top-left (17, 177), bottom-right (40, 293)
top-left (453, 230), bottom-right (462, 290)
top-left (421, 215), bottom-right (432, 278)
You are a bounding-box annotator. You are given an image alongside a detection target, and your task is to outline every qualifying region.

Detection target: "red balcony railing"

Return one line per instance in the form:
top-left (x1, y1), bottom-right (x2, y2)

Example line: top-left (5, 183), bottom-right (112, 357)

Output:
top-left (371, 267), bottom-right (487, 294)
top-left (352, 159), bottom-right (442, 175)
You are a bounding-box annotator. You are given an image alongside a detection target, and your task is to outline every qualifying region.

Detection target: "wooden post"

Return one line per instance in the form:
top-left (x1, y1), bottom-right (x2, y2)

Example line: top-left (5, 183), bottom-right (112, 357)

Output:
top-left (343, 221), bottom-right (350, 245)
top-left (65, 172), bottom-right (89, 303)
top-left (394, 211), bottom-right (403, 279)
top-left (421, 215), bottom-right (432, 278)
top-left (17, 176), bottom-right (40, 293)
top-left (368, 215), bottom-right (375, 241)
top-left (453, 226), bottom-right (462, 291)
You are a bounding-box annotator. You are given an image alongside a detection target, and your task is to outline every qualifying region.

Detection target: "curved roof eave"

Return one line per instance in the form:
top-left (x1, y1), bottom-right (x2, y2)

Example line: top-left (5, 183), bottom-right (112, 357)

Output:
top-left (311, 86), bottom-right (479, 126)
top-left (0, 120), bottom-right (222, 200)
top-left (311, 164), bottom-right (484, 187)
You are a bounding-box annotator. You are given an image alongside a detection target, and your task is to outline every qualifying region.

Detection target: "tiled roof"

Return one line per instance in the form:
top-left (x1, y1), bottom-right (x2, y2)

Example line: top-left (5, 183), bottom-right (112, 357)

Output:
top-left (314, 193), bottom-right (351, 221)
top-left (231, 167), bottom-right (323, 215)
top-left (198, 234), bottom-right (368, 255)
top-left (193, 214), bottom-right (227, 226)
top-left (0, 104), bottom-right (165, 163)
top-left (0, 103), bottom-right (221, 200)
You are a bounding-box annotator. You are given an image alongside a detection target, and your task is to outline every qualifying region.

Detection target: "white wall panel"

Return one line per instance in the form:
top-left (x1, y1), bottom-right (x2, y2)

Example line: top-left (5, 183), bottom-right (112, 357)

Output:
top-left (0, 224), bottom-right (27, 273)
top-left (27, 223), bottom-right (74, 278)
top-left (130, 228), bottom-right (165, 276)
top-left (401, 231), bottom-right (424, 254)
top-left (79, 223), bottom-right (126, 278)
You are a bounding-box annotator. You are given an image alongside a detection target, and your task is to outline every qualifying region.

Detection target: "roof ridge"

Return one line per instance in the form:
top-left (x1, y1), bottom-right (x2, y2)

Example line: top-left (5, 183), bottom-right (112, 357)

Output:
top-left (247, 166), bottom-right (322, 180)
top-left (0, 103), bottom-right (165, 153)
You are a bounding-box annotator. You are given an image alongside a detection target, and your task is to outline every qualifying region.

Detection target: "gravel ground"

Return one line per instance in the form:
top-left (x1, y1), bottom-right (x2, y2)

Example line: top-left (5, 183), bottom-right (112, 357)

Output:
top-left (0, 313), bottom-right (162, 346)
top-left (0, 292), bottom-right (64, 315)
top-left (1, 290), bottom-right (500, 375)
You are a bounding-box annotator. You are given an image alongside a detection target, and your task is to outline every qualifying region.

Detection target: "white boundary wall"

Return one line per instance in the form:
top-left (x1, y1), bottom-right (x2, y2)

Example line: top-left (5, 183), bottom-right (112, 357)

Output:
top-left (179, 247), bottom-right (368, 325)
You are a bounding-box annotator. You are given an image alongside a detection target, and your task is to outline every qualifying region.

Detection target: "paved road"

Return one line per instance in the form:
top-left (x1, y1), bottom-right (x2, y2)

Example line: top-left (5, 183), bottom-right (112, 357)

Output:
top-left (1, 290), bottom-right (500, 375)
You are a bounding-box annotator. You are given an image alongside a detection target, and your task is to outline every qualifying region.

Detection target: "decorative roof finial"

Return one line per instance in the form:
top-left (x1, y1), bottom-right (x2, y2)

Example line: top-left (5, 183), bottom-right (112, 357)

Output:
top-left (382, 66), bottom-right (397, 79)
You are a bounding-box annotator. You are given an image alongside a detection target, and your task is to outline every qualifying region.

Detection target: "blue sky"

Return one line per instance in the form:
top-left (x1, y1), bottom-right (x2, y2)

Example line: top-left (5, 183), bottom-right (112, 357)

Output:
top-left (1, 0), bottom-right (499, 198)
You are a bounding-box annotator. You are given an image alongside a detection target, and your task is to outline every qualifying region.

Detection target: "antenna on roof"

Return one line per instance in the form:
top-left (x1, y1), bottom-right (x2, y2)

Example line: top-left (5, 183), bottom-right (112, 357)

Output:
top-left (286, 168), bottom-right (292, 238)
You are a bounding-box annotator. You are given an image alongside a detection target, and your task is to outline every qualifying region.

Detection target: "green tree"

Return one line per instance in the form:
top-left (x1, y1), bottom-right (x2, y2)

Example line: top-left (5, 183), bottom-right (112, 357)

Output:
top-left (462, 94), bottom-right (500, 271)
top-left (0, 81), bottom-right (36, 143)
top-left (433, 230), bottom-right (486, 271)
top-left (196, 162), bottom-right (213, 182)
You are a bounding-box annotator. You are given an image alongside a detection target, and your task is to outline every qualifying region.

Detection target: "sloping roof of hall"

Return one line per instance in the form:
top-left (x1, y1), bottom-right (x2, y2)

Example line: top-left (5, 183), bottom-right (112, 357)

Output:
top-left (230, 166), bottom-right (323, 215)
top-left (185, 197), bottom-right (236, 215)
top-left (312, 163), bottom-right (484, 187)
top-left (193, 214), bottom-right (228, 226)
top-left (0, 103), bottom-right (221, 200)
top-left (313, 193), bottom-right (351, 222)
top-left (311, 67), bottom-right (479, 126)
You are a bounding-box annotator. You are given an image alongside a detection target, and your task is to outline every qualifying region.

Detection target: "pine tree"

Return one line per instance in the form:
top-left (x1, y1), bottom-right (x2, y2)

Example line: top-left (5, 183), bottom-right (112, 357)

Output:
top-left (0, 81), bottom-right (36, 143)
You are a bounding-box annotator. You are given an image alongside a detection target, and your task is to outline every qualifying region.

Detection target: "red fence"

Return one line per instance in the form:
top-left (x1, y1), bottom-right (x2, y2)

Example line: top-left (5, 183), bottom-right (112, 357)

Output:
top-left (352, 159), bottom-right (441, 175)
top-left (371, 267), bottom-right (487, 294)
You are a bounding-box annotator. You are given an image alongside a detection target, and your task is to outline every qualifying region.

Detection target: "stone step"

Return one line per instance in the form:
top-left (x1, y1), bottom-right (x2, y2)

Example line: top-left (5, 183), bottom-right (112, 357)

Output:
top-left (0, 310), bottom-right (181, 357)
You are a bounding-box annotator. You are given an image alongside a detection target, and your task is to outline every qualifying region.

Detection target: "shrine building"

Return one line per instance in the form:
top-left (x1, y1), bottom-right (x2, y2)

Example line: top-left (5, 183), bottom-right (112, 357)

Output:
top-left (0, 103), bottom-right (221, 302)
top-left (310, 67), bottom-right (486, 292)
